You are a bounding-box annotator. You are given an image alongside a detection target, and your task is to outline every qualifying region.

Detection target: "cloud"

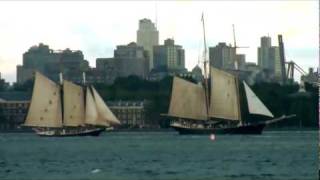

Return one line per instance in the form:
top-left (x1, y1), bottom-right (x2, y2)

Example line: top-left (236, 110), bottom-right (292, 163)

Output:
top-left (0, 1), bottom-right (318, 82)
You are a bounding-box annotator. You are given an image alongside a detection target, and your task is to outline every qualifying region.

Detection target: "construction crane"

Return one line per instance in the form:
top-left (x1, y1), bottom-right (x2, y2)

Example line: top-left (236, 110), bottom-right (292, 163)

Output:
top-left (286, 60), bottom-right (319, 89)
top-left (232, 24), bottom-right (249, 70)
top-left (278, 34), bottom-right (319, 87)
top-left (286, 61), bottom-right (307, 81)
top-left (278, 35), bottom-right (288, 84)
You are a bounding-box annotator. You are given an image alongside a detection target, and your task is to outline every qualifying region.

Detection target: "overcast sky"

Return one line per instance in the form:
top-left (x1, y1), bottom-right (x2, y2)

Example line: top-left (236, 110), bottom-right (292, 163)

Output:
top-left (0, 1), bottom-right (318, 83)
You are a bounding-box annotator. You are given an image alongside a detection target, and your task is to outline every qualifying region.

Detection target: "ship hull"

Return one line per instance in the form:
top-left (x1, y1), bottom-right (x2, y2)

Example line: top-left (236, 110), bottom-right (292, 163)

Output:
top-left (33, 127), bottom-right (105, 137)
top-left (171, 123), bottom-right (266, 135)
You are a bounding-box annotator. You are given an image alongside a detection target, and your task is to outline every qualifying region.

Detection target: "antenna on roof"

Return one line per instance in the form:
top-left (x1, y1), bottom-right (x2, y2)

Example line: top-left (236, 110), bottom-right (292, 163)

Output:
top-left (155, 1), bottom-right (158, 28)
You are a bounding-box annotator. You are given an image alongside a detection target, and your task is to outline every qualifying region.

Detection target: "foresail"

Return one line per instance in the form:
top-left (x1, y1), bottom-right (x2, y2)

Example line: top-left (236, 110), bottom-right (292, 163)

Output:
top-left (168, 77), bottom-right (208, 120)
top-left (24, 72), bottom-right (63, 127)
top-left (85, 87), bottom-right (98, 125)
top-left (243, 82), bottom-right (274, 117)
top-left (209, 67), bottom-right (241, 121)
top-left (63, 80), bottom-right (85, 126)
top-left (91, 86), bottom-right (120, 125)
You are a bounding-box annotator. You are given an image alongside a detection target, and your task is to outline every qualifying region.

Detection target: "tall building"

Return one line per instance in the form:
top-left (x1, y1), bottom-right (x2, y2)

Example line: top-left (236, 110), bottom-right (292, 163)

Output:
top-left (114, 42), bottom-right (149, 78)
top-left (95, 42), bottom-right (149, 84)
top-left (153, 38), bottom-right (185, 72)
top-left (17, 43), bottom-right (89, 84)
top-left (257, 36), bottom-right (282, 80)
top-left (236, 54), bottom-right (246, 70)
top-left (209, 42), bottom-right (238, 70)
top-left (137, 18), bottom-right (159, 71)
top-left (258, 36), bottom-right (272, 70)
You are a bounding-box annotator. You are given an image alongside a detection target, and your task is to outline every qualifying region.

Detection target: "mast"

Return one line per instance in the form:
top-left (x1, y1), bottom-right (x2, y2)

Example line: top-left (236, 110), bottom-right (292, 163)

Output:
top-left (232, 24), bottom-right (238, 70)
top-left (232, 24), bottom-right (249, 70)
top-left (59, 55), bottom-right (64, 126)
top-left (201, 12), bottom-right (210, 118)
top-left (235, 78), bottom-right (242, 125)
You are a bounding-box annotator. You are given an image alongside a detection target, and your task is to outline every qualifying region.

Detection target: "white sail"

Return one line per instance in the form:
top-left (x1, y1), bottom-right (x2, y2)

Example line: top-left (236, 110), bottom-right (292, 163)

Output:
top-left (243, 81), bottom-right (274, 117)
top-left (63, 80), bottom-right (85, 126)
top-left (91, 86), bottom-right (120, 125)
top-left (209, 67), bottom-right (241, 121)
top-left (24, 72), bottom-right (63, 127)
top-left (85, 87), bottom-right (99, 125)
top-left (168, 77), bottom-right (208, 120)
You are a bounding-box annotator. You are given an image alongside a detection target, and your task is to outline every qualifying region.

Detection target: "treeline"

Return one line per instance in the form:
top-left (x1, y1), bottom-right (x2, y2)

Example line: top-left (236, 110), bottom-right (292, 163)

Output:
top-left (2, 75), bottom-right (319, 128)
top-left (247, 82), bottom-right (318, 128)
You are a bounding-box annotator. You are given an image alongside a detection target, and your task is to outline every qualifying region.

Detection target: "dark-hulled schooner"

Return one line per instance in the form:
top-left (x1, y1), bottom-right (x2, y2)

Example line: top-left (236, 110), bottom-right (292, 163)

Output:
top-left (23, 72), bottom-right (120, 137)
top-left (163, 14), bottom-right (294, 135)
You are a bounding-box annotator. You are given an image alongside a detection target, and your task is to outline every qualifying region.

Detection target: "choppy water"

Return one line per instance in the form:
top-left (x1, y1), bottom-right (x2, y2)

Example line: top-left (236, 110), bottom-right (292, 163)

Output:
top-left (0, 131), bottom-right (318, 180)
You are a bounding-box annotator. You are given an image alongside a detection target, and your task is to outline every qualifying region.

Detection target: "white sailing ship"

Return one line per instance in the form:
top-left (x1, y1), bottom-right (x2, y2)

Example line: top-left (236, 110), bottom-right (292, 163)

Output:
top-left (23, 72), bottom-right (120, 137)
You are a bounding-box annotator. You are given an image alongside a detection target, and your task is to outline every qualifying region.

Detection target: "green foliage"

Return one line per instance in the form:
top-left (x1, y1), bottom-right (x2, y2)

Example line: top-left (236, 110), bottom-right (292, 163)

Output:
top-left (12, 79), bottom-right (34, 91)
top-left (0, 79), bottom-right (6, 91)
top-left (93, 75), bottom-right (174, 127)
top-left (5, 74), bottom-right (318, 128)
top-left (251, 82), bottom-right (318, 128)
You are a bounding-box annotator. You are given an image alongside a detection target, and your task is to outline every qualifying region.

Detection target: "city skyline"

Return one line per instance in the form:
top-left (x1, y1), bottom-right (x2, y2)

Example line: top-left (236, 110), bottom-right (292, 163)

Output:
top-left (0, 1), bottom-right (318, 83)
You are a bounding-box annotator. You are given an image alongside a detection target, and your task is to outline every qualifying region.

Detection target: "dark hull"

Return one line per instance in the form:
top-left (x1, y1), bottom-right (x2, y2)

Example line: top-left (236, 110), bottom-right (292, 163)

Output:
top-left (171, 123), bottom-right (266, 135)
top-left (34, 128), bottom-right (105, 137)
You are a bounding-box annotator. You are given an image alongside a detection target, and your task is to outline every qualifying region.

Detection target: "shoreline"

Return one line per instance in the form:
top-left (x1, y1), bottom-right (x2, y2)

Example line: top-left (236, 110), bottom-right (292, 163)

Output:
top-left (0, 127), bottom-right (317, 133)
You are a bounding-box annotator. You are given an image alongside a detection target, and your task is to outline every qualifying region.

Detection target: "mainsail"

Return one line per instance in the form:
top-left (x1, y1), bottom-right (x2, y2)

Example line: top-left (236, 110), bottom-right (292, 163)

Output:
top-left (209, 67), bottom-right (241, 121)
top-left (63, 80), bottom-right (85, 126)
top-left (85, 87), bottom-right (99, 125)
top-left (24, 72), bottom-right (63, 127)
top-left (91, 86), bottom-right (120, 125)
top-left (243, 82), bottom-right (274, 117)
top-left (168, 77), bottom-right (208, 120)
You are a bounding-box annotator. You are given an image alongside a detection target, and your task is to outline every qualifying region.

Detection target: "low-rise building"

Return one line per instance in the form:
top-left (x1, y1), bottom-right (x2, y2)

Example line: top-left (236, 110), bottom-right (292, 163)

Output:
top-left (17, 43), bottom-right (89, 84)
top-left (0, 92), bottom-right (31, 131)
top-left (0, 100), bottom-right (30, 131)
top-left (107, 101), bottom-right (147, 128)
top-left (301, 68), bottom-right (319, 84)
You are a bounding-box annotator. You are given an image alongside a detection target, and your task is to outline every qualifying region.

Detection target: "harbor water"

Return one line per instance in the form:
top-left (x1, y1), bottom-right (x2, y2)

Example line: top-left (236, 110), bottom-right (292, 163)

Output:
top-left (0, 130), bottom-right (317, 180)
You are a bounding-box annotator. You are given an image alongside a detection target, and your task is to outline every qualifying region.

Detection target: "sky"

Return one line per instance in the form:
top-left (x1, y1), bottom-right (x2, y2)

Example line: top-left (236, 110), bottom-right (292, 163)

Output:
top-left (0, 1), bottom-right (318, 83)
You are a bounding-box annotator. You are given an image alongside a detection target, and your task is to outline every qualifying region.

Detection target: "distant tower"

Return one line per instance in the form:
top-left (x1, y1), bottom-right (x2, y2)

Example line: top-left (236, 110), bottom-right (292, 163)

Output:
top-left (258, 36), bottom-right (283, 81)
top-left (258, 36), bottom-right (272, 70)
top-left (137, 18), bottom-right (159, 71)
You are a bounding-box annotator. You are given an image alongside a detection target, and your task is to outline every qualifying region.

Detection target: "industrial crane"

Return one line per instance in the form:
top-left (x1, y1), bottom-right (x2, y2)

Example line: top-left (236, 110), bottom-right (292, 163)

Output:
top-left (278, 34), bottom-right (319, 87)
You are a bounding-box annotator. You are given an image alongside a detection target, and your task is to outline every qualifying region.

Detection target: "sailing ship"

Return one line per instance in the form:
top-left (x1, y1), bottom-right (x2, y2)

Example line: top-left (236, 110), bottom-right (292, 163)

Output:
top-left (165, 69), bottom-right (295, 135)
top-left (163, 14), bottom-right (295, 135)
top-left (23, 72), bottom-right (120, 137)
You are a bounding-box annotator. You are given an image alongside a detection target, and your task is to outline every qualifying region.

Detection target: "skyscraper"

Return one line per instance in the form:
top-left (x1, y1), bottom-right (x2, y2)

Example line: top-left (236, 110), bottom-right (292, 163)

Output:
top-left (257, 36), bottom-right (282, 80)
top-left (209, 42), bottom-right (237, 70)
top-left (137, 18), bottom-right (159, 71)
top-left (153, 38), bottom-right (185, 71)
top-left (96, 42), bottom-right (149, 84)
top-left (258, 36), bottom-right (272, 70)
